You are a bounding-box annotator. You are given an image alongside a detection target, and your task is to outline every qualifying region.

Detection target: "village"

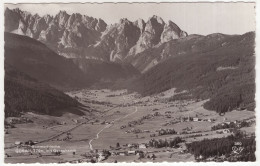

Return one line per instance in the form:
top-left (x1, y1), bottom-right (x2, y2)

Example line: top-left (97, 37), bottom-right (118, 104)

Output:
top-left (4, 89), bottom-right (256, 163)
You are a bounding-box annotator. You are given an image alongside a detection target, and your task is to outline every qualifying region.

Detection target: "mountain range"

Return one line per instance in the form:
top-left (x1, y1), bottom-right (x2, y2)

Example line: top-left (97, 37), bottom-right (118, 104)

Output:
top-left (4, 31), bottom-right (139, 117)
top-left (5, 7), bottom-right (187, 72)
top-left (4, 7), bottom-right (255, 116)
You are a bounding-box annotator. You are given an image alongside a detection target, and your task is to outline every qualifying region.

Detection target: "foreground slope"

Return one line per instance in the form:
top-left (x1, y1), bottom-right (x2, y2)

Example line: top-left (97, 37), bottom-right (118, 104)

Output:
top-left (5, 64), bottom-right (84, 117)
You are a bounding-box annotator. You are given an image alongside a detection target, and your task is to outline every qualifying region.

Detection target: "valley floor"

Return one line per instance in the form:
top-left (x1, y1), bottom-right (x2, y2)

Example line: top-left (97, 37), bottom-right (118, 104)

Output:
top-left (4, 88), bottom-right (255, 163)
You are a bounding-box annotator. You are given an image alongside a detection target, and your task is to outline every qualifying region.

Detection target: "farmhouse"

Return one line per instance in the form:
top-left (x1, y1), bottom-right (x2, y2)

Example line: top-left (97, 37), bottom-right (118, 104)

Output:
top-left (208, 118), bottom-right (216, 122)
top-left (128, 151), bottom-right (136, 155)
top-left (139, 144), bottom-right (147, 149)
top-left (193, 118), bottom-right (199, 122)
top-left (118, 152), bottom-right (126, 156)
top-left (225, 122), bottom-right (231, 125)
top-left (15, 141), bottom-right (22, 145)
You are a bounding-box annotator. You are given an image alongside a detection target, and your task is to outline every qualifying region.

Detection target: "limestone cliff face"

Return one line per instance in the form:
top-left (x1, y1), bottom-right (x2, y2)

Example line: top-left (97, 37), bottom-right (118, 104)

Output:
top-left (86, 18), bottom-right (141, 62)
top-left (128, 15), bottom-right (166, 56)
top-left (5, 8), bottom-right (107, 58)
top-left (5, 7), bottom-right (188, 69)
top-left (161, 20), bottom-right (188, 43)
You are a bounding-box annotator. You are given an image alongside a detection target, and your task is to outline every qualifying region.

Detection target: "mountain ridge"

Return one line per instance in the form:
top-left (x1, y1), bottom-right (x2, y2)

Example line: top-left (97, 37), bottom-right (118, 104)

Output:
top-left (5, 7), bottom-right (188, 69)
top-left (114, 31), bottom-right (255, 113)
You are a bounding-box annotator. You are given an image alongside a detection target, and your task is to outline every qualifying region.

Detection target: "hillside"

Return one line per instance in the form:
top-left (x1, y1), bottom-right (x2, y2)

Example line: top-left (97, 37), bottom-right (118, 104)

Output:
top-left (5, 64), bottom-right (84, 117)
top-left (5, 32), bottom-right (140, 90)
top-left (125, 33), bottom-right (237, 72)
top-left (116, 32), bottom-right (255, 113)
top-left (4, 32), bottom-right (92, 90)
top-left (72, 58), bottom-right (140, 81)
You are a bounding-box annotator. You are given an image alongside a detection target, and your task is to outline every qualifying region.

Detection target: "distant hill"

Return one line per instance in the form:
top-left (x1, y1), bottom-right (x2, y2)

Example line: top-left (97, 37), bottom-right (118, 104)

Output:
top-left (124, 33), bottom-right (239, 72)
top-left (115, 32), bottom-right (255, 113)
top-left (4, 32), bottom-right (92, 90)
top-left (5, 64), bottom-right (85, 117)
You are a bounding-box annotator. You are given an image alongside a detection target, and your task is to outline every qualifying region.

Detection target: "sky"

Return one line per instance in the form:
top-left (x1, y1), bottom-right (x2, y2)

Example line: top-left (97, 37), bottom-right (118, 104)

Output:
top-left (5, 3), bottom-right (256, 35)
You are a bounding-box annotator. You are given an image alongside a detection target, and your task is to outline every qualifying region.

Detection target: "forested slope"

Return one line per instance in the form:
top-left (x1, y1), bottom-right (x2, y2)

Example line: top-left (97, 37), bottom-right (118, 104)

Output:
top-left (5, 65), bottom-right (84, 117)
top-left (118, 32), bottom-right (255, 113)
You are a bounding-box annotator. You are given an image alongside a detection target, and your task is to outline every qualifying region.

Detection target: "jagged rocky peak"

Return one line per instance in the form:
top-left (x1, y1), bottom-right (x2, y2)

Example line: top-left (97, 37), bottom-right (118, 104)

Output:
top-left (4, 7), bottom-right (108, 58)
top-left (127, 15), bottom-right (166, 56)
top-left (96, 18), bottom-right (107, 32)
top-left (146, 15), bottom-right (165, 33)
top-left (143, 15), bottom-right (165, 45)
top-left (65, 13), bottom-right (82, 29)
top-left (81, 15), bottom-right (107, 32)
top-left (151, 15), bottom-right (165, 24)
top-left (39, 22), bottom-right (59, 44)
top-left (117, 18), bottom-right (138, 33)
top-left (54, 10), bottom-right (70, 28)
top-left (134, 18), bottom-right (146, 33)
top-left (119, 18), bottom-right (130, 24)
top-left (94, 17), bottom-right (141, 62)
top-left (127, 16), bottom-right (188, 57)
top-left (161, 20), bottom-right (188, 43)
top-left (43, 14), bottom-right (53, 25)
top-left (4, 7), bottom-right (189, 62)
top-left (32, 16), bottom-right (48, 37)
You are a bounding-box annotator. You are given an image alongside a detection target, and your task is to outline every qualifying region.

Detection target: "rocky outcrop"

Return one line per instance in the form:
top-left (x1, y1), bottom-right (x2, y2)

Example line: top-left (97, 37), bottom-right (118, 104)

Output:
top-left (96, 15), bottom-right (188, 62)
top-left (161, 20), bottom-right (188, 43)
top-left (128, 15), bottom-right (166, 56)
top-left (96, 18), bottom-right (107, 32)
top-left (134, 19), bottom-right (146, 33)
top-left (143, 15), bottom-right (165, 46)
top-left (39, 22), bottom-right (59, 44)
top-left (89, 18), bottom-right (141, 61)
top-left (54, 10), bottom-right (69, 28)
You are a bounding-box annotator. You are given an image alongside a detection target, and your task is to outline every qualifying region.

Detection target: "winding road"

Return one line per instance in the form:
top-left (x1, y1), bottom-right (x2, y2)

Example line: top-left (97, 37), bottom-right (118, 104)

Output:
top-left (88, 123), bottom-right (112, 150)
top-left (88, 106), bottom-right (138, 151)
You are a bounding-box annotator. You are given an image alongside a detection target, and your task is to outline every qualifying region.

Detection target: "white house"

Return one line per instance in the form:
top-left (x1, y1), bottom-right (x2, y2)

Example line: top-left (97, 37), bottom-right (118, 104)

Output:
top-left (139, 144), bottom-right (147, 149)
top-left (119, 152), bottom-right (126, 156)
top-left (128, 151), bottom-right (136, 155)
top-left (193, 118), bottom-right (199, 122)
top-left (223, 121), bottom-right (231, 125)
top-left (15, 141), bottom-right (22, 145)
